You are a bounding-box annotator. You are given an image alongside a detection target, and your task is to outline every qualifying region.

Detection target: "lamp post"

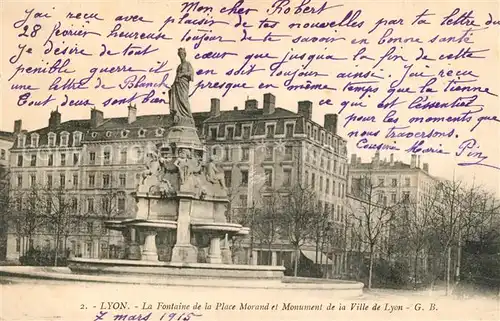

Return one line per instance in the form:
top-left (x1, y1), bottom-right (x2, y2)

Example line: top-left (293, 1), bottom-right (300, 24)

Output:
top-left (249, 201), bottom-right (255, 265)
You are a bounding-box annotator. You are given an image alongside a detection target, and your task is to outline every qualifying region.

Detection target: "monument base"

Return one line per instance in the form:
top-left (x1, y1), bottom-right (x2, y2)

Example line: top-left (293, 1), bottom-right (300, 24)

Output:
top-left (170, 244), bottom-right (198, 263)
top-left (221, 248), bottom-right (232, 264)
top-left (142, 251), bottom-right (159, 262)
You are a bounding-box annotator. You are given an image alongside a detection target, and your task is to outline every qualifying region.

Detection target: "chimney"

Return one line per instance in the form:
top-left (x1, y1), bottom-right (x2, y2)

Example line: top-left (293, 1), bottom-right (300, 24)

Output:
top-left (372, 151), bottom-right (380, 168)
top-left (423, 163), bottom-right (429, 173)
top-left (350, 154), bottom-right (357, 165)
top-left (297, 101), bottom-right (312, 120)
top-left (357, 157), bottom-right (361, 164)
top-left (91, 109), bottom-right (104, 128)
top-left (128, 104), bottom-right (137, 124)
top-left (410, 154), bottom-right (417, 168)
top-left (233, 106), bottom-right (238, 111)
top-left (48, 108), bottom-right (61, 129)
top-left (210, 98), bottom-right (220, 117)
top-left (324, 114), bottom-right (338, 134)
top-left (244, 98), bottom-right (258, 111)
top-left (417, 155), bottom-right (421, 168)
top-left (263, 93), bottom-right (276, 115)
top-left (13, 120), bottom-right (22, 133)
top-left (390, 153), bottom-right (394, 166)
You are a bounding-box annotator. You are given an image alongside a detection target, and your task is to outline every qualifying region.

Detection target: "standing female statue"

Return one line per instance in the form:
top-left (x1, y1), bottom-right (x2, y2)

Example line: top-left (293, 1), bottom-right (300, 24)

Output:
top-left (169, 48), bottom-right (194, 125)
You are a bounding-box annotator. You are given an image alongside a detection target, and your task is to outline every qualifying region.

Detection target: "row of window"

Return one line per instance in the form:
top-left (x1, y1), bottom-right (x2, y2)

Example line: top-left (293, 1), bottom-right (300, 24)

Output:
top-left (307, 123), bottom-right (345, 154)
top-left (222, 168), bottom-right (293, 188)
top-left (307, 152), bottom-right (347, 177)
top-left (207, 123), bottom-right (295, 141)
top-left (19, 131), bottom-right (83, 148)
top-left (13, 194), bottom-right (127, 213)
top-left (305, 171), bottom-right (346, 198)
top-left (377, 177), bottom-right (412, 188)
top-left (377, 191), bottom-right (411, 205)
top-left (18, 153), bottom-right (80, 167)
top-left (16, 173), bottom-right (128, 189)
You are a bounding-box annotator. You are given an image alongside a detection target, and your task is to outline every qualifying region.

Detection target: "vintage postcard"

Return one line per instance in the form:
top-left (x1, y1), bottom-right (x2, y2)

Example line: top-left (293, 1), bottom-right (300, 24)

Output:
top-left (1, 0), bottom-right (499, 320)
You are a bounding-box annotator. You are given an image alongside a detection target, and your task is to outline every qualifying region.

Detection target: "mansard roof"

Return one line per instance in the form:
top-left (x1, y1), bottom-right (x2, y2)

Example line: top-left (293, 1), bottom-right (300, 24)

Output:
top-left (204, 107), bottom-right (298, 123)
top-left (0, 131), bottom-right (15, 142)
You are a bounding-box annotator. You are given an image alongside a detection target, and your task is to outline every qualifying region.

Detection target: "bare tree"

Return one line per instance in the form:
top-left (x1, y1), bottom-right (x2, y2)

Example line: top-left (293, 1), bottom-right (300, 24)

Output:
top-left (254, 190), bottom-right (282, 265)
top-left (100, 175), bottom-right (128, 259)
top-left (9, 185), bottom-right (46, 256)
top-left (43, 186), bottom-right (86, 266)
top-left (0, 165), bottom-right (10, 258)
top-left (397, 190), bottom-right (440, 287)
top-left (280, 184), bottom-right (318, 277)
top-left (347, 173), bottom-right (395, 289)
top-left (432, 179), bottom-right (463, 295)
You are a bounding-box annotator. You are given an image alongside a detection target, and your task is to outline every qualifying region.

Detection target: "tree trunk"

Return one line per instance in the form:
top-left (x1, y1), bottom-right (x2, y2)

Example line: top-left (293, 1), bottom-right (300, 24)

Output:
top-left (268, 239), bottom-right (272, 265)
top-left (446, 246), bottom-right (451, 295)
top-left (107, 231), bottom-right (111, 259)
top-left (414, 250), bottom-right (419, 288)
top-left (368, 248), bottom-right (374, 290)
top-left (294, 247), bottom-right (299, 277)
top-left (455, 238), bottom-right (462, 285)
top-left (54, 237), bottom-right (59, 267)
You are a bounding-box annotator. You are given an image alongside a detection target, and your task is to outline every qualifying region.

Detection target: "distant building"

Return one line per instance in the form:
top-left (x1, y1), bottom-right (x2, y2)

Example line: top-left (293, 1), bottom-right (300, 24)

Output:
top-left (0, 129), bottom-right (15, 260)
top-left (345, 151), bottom-right (440, 275)
top-left (0, 130), bottom-right (15, 168)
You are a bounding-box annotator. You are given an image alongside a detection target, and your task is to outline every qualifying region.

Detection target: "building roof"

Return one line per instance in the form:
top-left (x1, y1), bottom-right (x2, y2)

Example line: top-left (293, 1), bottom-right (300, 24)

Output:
top-left (0, 131), bottom-right (15, 142)
top-left (350, 161), bottom-right (412, 171)
top-left (204, 107), bottom-right (299, 123)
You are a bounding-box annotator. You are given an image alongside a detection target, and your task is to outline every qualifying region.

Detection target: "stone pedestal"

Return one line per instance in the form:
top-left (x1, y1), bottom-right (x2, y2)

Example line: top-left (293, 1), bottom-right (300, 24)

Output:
top-left (221, 234), bottom-right (232, 264)
top-left (171, 199), bottom-right (198, 263)
top-left (207, 236), bottom-right (222, 264)
top-left (141, 231), bottom-right (159, 261)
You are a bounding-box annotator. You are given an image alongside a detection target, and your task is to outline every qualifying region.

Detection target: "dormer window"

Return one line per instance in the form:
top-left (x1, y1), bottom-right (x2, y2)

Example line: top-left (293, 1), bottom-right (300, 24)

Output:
top-left (155, 128), bottom-right (164, 137)
top-left (285, 123), bottom-right (294, 138)
top-left (91, 132), bottom-right (98, 138)
top-left (30, 134), bottom-right (39, 148)
top-left (105, 131), bottom-right (112, 138)
top-left (266, 124), bottom-right (275, 138)
top-left (209, 127), bottom-right (218, 140)
top-left (138, 128), bottom-right (146, 138)
top-left (18, 134), bottom-right (26, 148)
top-left (60, 132), bottom-right (69, 147)
top-left (121, 130), bottom-right (129, 138)
top-left (226, 126), bottom-right (234, 139)
top-left (73, 131), bottom-right (82, 146)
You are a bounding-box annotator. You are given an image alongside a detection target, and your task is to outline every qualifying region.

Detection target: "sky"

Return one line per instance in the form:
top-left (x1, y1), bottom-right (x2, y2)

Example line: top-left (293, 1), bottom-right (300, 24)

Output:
top-left (1, 0), bottom-right (499, 197)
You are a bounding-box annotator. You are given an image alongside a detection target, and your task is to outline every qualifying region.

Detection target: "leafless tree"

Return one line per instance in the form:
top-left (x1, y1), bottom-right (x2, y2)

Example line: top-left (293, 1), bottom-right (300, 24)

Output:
top-left (0, 165), bottom-right (10, 258)
top-left (280, 184), bottom-right (318, 276)
top-left (346, 173), bottom-right (395, 289)
top-left (396, 190), bottom-right (440, 287)
top-left (43, 185), bottom-right (86, 266)
top-left (254, 190), bottom-right (282, 265)
top-left (100, 175), bottom-right (128, 258)
top-left (8, 184), bottom-right (46, 256)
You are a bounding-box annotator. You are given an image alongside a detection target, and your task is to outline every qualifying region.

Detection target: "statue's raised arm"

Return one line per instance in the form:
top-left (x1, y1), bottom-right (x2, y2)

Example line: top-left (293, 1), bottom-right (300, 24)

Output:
top-left (169, 48), bottom-right (195, 126)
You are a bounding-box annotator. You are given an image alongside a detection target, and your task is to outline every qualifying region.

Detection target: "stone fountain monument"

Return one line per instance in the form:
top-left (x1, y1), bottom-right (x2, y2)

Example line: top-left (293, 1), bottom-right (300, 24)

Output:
top-left (3, 48), bottom-right (364, 296)
top-left (103, 48), bottom-right (249, 265)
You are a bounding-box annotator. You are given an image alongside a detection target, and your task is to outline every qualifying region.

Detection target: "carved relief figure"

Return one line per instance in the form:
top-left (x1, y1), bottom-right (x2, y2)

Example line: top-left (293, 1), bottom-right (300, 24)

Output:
top-left (141, 150), bottom-right (161, 185)
top-left (205, 156), bottom-right (226, 189)
top-left (174, 149), bottom-right (190, 185)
